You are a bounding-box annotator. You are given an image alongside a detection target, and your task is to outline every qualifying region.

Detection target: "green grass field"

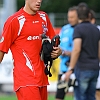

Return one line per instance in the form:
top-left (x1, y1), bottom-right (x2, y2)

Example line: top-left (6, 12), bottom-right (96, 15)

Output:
top-left (0, 93), bottom-right (74, 100)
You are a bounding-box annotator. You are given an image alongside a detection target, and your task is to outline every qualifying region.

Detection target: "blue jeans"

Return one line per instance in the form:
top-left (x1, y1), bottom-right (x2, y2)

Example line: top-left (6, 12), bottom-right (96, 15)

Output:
top-left (74, 69), bottom-right (99, 100)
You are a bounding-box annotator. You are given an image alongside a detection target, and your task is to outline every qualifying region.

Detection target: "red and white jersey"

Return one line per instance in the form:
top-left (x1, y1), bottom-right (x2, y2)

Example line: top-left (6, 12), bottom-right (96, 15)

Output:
top-left (0, 8), bottom-right (55, 91)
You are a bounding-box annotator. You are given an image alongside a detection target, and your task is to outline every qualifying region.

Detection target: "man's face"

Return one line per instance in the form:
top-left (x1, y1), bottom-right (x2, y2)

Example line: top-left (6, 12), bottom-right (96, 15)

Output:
top-left (26, 0), bottom-right (42, 12)
top-left (68, 10), bottom-right (78, 26)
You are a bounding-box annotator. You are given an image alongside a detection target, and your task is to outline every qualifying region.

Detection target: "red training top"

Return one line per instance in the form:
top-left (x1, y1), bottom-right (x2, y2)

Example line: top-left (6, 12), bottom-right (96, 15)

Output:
top-left (0, 8), bottom-right (55, 91)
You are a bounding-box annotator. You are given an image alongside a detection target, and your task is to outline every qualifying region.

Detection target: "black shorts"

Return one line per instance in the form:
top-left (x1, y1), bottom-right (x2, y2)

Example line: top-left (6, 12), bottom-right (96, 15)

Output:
top-left (55, 73), bottom-right (67, 99)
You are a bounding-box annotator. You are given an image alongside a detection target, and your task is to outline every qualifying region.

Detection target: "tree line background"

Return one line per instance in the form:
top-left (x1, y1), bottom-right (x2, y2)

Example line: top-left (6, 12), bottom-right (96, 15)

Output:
top-left (17, 0), bottom-right (100, 13)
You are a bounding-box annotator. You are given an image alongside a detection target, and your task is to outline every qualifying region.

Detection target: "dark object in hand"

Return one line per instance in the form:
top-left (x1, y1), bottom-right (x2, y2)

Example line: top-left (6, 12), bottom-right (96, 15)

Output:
top-left (51, 35), bottom-right (60, 47)
top-left (41, 34), bottom-right (60, 77)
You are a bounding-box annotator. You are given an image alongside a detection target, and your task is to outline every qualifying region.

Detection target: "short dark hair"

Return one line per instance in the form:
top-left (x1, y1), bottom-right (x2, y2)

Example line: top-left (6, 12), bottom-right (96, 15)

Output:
top-left (68, 6), bottom-right (78, 12)
top-left (78, 2), bottom-right (88, 7)
top-left (77, 5), bottom-right (90, 20)
top-left (89, 10), bottom-right (96, 20)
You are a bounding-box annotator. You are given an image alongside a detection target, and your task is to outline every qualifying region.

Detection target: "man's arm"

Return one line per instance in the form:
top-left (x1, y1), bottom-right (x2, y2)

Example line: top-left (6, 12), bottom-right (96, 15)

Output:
top-left (0, 51), bottom-right (5, 63)
top-left (69, 38), bottom-right (82, 69)
top-left (65, 38), bottom-right (82, 81)
top-left (62, 51), bottom-right (72, 57)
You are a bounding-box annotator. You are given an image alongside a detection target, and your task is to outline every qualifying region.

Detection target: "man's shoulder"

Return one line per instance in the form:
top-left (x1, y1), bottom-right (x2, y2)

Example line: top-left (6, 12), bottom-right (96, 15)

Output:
top-left (5, 9), bottom-right (24, 25)
top-left (61, 24), bottom-right (72, 31)
top-left (37, 11), bottom-right (49, 22)
top-left (77, 22), bottom-right (94, 28)
top-left (75, 23), bottom-right (83, 28)
top-left (37, 11), bottom-right (48, 16)
top-left (75, 22), bottom-right (91, 30)
top-left (60, 24), bottom-right (73, 37)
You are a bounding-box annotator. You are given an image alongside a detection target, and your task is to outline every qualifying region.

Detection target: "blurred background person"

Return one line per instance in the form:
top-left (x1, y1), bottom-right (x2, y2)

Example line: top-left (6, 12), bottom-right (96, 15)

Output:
top-left (55, 6), bottom-right (78, 100)
top-left (89, 9), bottom-right (100, 30)
top-left (89, 9), bottom-right (100, 100)
top-left (89, 10), bottom-right (96, 24)
top-left (65, 4), bottom-right (100, 100)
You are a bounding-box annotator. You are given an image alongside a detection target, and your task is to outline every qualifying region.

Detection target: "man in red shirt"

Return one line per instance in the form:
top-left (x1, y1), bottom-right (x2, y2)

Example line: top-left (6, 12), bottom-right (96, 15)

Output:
top-left (0, 0), bottom-right (62, 100)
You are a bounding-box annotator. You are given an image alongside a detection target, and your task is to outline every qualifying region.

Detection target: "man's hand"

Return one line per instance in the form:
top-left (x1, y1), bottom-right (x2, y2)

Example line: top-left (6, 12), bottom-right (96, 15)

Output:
top-left (62, 72), bottom-right (77, 88)
top-left (51, 46), bottom-right (62, 59)
top-left (65, 71), bottom-right (73, 81)
top-left (62, 51), bottom-right (71, 56)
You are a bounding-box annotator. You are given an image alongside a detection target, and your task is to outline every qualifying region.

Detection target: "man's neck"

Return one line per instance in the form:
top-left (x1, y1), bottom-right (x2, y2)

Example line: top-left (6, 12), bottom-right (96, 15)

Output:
top-left (78, 19), bottom-right (89, 23)
top-left (23, 5), bottom-right (36, 15)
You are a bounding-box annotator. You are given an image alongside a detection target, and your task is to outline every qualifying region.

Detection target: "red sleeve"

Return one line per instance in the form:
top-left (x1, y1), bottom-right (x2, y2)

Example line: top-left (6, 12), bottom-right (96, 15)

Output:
top-left (0, 17), bottom-right (19, 53)
top-left (45, 14), bottom-right (56, 39)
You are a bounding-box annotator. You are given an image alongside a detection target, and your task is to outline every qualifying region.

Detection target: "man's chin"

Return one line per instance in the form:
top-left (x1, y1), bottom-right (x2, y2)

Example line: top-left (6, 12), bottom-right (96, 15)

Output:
top-left (31, 9), bottom-right (39, 14)
top-left (33, 8), bottom-right (40, 12)
top-left (35, 7), bottom-right (40, 10)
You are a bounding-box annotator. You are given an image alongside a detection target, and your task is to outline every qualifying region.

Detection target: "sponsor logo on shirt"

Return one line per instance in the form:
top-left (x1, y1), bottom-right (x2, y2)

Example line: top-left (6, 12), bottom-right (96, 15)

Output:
top-left (27, 36), bottom-right (40, 40)
top-left (33, 21), bottom-right (39, 23)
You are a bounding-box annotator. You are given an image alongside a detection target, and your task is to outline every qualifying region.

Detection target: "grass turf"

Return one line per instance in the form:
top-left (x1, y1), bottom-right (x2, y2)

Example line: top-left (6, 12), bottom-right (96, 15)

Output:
top-left (0, 93), bottom-right (74, 100)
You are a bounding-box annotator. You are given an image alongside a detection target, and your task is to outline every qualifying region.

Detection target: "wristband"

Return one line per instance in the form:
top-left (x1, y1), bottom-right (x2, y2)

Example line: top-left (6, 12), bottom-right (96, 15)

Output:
top-left (62, 50), bottom-right (65, 55)
top-left (68, 67), bottom-right (74, 72)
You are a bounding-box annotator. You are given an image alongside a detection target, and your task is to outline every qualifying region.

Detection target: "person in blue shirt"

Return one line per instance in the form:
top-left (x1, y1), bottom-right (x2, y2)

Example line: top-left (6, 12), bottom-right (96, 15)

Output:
top-left (55, 6), bottom-right (78, 100)
top-left (59, 24), bottom-right (74, 72)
